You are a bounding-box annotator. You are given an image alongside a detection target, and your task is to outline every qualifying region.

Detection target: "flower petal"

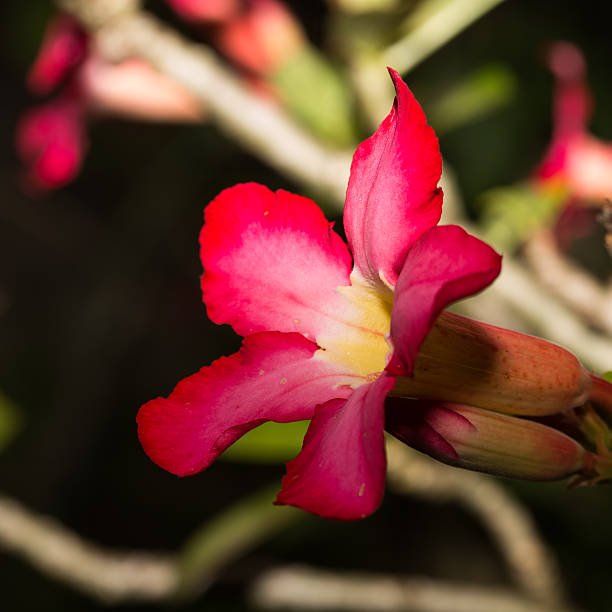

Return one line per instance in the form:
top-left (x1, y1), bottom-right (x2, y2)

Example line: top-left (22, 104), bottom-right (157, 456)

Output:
top-left (387, 225), bottom-right (501, 376)
top-left (275, 374), bottom-right (395, 520)
top-left (200, 183), bottom-right (353, 341)
top-left (137, 332), bottom-right (359, 477)
top-left (344, 68), bottom-right (443, 289)
top-left (27, 15), bottom-right (88, 95)
top-left (15, 99), bottom-right (87, 191)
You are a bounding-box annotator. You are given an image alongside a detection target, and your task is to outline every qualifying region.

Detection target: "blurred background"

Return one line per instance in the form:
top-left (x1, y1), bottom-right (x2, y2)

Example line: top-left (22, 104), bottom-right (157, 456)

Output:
top-left (1, 1), bottom-right (612, 610)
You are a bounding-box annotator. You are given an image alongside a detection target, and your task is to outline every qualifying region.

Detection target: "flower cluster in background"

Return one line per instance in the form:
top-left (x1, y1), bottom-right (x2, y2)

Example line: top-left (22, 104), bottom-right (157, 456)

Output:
top-left (16, 14), bottom-right (201, 192)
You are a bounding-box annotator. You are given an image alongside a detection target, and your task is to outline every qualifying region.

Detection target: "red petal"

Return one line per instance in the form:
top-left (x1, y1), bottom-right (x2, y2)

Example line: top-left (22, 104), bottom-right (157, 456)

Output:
top-left (27, 15), bottom-right (88, 95)
top-left (344, 68), bottom-right (443, 289)
top-left (15, 99), bottom-right (87, 191)
top-left (137, 332), bottom-right (359, 477)
top-left (200, 183), bottom-right (353, 341)
top-left (275, 374), bottom-right (395, 520)
top-left (165, 0), bottom-right (240, 23)
top-left (387, 225), bottom-right (501, 376)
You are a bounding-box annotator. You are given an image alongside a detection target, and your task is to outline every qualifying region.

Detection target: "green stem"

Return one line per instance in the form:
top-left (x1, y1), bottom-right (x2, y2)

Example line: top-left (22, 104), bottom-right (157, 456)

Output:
top-left (590, 374), bottom-right (612, 415)
top-left (383, 0), bottom-right (508, 75)
top-left (174, 484), bottom-right (305, 601)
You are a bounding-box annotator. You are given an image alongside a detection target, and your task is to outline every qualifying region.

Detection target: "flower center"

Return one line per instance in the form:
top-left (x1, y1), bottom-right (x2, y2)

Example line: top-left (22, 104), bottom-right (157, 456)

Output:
top-left (315, 271), bottom-right (393, 381)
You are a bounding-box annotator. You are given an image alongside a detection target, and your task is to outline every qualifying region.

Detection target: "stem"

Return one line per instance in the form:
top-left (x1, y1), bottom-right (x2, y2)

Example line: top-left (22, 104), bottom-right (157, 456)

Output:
top-left (383, 0), bottom-right (508, 75)
top-left (589, 374), bottom-right (612, 414)
top-left (175, 485), bottom-right (304, 600)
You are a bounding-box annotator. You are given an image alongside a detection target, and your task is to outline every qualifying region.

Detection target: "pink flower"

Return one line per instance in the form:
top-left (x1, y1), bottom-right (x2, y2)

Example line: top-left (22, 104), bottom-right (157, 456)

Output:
top-left (16, 96), bottom-right (86, 191)
top-left (535, 41), bottom-right (612, 203)
top-left (17, 14), bottom-right (201, 192)
top-left (137, 69), bottom-right (504, 520)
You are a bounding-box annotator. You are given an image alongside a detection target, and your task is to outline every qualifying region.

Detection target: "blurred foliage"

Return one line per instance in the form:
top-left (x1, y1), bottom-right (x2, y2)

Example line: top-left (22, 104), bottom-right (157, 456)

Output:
top-left (429, 63), bottom-right (516, 134)
top-left (0, 392), bottom-right (21, 452)
top-left (273, 47), bottom-right (358, 146)
top-left (177, 485), bottom-right (304, 600)
top-left (478, 183), bottom-right (567, 251)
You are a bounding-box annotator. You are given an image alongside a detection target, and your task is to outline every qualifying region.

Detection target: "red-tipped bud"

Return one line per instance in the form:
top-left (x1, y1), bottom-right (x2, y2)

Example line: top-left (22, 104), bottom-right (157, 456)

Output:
top-left (215, 0), bottom-right (304, 74)
top-left (386, 400), bottom-right (590, 481)
top-left (389, 311), bottom-right (591, 416)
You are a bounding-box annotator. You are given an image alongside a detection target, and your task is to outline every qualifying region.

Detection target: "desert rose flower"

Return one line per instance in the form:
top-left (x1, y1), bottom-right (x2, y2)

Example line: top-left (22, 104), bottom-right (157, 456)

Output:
top-left (137, 69), bottom-right (611, 520)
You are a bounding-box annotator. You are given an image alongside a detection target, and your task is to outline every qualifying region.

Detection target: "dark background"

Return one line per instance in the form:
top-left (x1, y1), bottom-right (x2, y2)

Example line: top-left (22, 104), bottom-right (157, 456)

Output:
top-left (1, 1), bottom-right (612, 610)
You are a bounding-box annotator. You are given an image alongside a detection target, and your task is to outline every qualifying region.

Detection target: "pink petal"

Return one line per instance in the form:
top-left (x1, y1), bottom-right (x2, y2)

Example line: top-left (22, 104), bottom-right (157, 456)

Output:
top-left (165, 0), bottom-right (240, 23)
top-left (275, 374), bottom-right (395, 520)
top-left (547, 42), bottom-right (591, 139)
top-left (80, 57), bottom-right (202, 122)
top-left (387, 225), bottom-right (501, 376)
top-left (27, 15), bottom-right (88, 95)
top-left (200, 183), bottom-right (353, 340)
top-left (15, 99), bottom-right (87, 191)
top-left (137, 332), bottom-right (359, 477)
top-left (344, 68), bottom-right (443, 288)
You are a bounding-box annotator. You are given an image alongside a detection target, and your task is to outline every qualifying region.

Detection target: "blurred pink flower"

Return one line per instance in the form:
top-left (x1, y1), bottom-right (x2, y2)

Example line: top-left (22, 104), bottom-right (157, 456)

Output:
top-left (164, 0), bottom-right (241, 23)
top-left (16, 96), bottom-right (86, 191)
top-left (214, 0), bottom-right (304, 74)
top-left (535, 41), bottom-right (612, 203)
top-left (17, 14), bottom-right (202, 192)
top-left (165, 0), bottom-right (303, 76)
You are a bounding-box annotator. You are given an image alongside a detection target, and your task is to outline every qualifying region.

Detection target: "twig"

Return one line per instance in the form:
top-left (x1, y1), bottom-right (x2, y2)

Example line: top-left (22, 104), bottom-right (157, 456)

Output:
top-left (176, 486), bottom-right (304, 600)
top-left (383, 0), bottom-right (508, 75)
top-left (524, 230), bottom-right (612, 335)
top-left (348, 0), bottom-right (510, 128)
top-left (483, 255), bottom-right (612, 372)
top-left (0, 494), bottom-right (177, 603)
top-left (0, 485), bottom-right (303, 604)
top-left (250, 565), bottom-right (570, 612)
top-left (56, 0), bottom-right (352, 207)
top-left (385, 438), bottom-right (566, 609)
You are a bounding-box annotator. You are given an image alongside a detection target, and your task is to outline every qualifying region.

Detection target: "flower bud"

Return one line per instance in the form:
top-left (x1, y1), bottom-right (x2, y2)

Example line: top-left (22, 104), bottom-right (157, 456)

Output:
top-left (389, 311), bottom-right (591, 416)
top-left (215, 0), bottom-right (305, 75)
top-left (386, 399), bottom-right (591, 481)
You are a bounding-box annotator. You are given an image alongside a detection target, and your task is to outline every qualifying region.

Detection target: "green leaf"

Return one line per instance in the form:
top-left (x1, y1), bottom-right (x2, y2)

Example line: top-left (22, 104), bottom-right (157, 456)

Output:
top-left (271, 47), bottom-right (358, 147)
top-left (478, 183), bottom-right (567, 252)
top-left (176, 485), bottom-right (304, 600)
top-left (603, 372), bottom-right (612, 383)
top-left (430, 63), bottom-right (517, 134)
top-left (221, 420), bottom-right (309, 463)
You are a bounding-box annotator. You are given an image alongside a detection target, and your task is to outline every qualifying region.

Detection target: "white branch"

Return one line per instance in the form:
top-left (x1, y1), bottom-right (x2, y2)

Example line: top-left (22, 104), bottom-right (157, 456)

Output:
top-left (385, 439), bottom-right (566, 609)
top-left (0, 494), bottom-right (177, 603)
top-left (383, 0), bottom-right (508, 75)
top-left (251, 565), bottom-right (570, 612)
top-left (524, 230), bottom-right (612, 335)
top-left (57, 0), bottom-right (351, 206)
